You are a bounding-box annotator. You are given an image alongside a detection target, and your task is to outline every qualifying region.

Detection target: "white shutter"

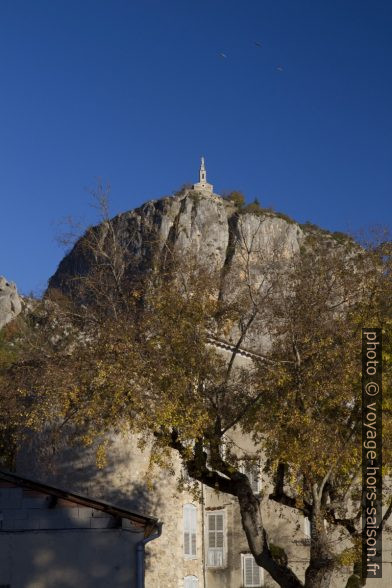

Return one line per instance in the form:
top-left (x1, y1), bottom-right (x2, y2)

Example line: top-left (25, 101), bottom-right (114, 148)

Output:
top-left (184, 576), bottom-right (198, 588)
top-left (207, 512), bottom-right (224, 567)
top-left (304, 516), bottom-right (311, 538)
top-left (252, 466), bottom-right (261, 493)
top-left (183, 504), bottom-right (197, 558)
top-left (242, 554), bottom-right (263, 587)
top-left (242, 462), bottom-right (261, 494)
top-left (245, 556), bottom-right (254, 586)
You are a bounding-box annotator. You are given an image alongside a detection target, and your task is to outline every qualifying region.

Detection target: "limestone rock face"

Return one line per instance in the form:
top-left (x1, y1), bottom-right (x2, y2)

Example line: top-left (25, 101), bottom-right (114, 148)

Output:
top-left (0, 276), bottom-right (22, 329)
top-left (48, 191), bottom-right (305, 353)
top-left (49, 190), bottom-right (303, 290)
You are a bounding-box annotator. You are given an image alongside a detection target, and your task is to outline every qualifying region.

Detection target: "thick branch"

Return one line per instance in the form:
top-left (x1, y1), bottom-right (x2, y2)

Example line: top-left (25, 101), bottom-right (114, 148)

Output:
top-left (269, 462), bottom-right (311, 516)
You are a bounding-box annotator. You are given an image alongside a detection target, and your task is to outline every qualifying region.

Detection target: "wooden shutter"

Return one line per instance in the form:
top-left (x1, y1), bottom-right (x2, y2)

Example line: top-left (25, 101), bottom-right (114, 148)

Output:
top-left (183, 504), bottom-right (197, 558)
top-left (243, 554), bottom-right (263, 587)
top-left (207, 512), bottom-right (224, 567)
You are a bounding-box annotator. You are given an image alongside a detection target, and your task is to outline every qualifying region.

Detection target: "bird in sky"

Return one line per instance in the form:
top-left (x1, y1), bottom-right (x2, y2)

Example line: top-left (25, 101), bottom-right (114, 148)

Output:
top-left (276, 65), bottom-right (284, 72)
top-left (254, 41), bottom-right (262, 47)
top-left (218, 52), bottom-right (227, 59)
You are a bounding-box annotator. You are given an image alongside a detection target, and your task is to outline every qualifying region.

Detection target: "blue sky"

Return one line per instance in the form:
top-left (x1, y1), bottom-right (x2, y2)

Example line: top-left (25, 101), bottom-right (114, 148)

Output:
top-left (1, 0), bottom-right (391, 295)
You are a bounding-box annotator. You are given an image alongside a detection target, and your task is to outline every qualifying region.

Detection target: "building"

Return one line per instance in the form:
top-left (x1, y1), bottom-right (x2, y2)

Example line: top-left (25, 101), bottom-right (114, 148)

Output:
top-left (0, 469), bottom-right (161, 588)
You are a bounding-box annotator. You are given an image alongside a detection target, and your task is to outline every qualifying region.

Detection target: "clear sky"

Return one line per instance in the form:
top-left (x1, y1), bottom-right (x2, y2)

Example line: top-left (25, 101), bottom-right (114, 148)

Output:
top-left (1, 0), bottom-right (391, 295)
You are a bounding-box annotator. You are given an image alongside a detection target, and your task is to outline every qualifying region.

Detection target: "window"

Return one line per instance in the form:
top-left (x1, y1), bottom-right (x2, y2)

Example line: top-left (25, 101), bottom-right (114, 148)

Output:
top-left (304, 516), bottom-right (311, 538)
top-left (241, 461), bottom-right (261, 494)
top-left (184, 576), bottom-right (198, 588)
top-left (183, 504), bottom-right (197, 558)
top-left (242, 554), bottom-right (264, 587)
top-left (206, 511), bottom-right (225, 567)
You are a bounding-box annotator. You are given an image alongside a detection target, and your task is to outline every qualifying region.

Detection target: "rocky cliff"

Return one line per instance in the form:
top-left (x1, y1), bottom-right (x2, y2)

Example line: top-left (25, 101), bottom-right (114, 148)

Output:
top-left (48, 189), bottom-right (352, 354)
top-left (49, 190), bottom-right (304, 290)
top-left (0, 276), bottom-right (22, 329)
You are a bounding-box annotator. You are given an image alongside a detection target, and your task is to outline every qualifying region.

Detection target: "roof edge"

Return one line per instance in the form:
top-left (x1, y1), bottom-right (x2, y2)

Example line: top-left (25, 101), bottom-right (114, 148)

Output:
top-left (0, 469), bottom-right (158, 528)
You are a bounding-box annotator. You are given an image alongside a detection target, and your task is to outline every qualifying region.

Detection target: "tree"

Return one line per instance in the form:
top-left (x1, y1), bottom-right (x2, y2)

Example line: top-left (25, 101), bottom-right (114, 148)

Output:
top-left (0, 320), bottom-right (26, 470)
top-left (3, 208), bottom-right (391, 588)
top-left (249, 239), bottom-right (392, 587)
top-left (222, 190), bottom-right (246, 208)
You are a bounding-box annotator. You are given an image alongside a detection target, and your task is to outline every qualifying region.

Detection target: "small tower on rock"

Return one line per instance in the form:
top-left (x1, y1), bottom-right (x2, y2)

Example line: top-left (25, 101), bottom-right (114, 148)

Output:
top-left (193, 156), bottom-right (213, 194)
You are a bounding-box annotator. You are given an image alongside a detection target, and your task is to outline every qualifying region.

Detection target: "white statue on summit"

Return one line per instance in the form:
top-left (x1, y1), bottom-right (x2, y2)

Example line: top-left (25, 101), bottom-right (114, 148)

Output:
top-left (193, 156), bottom-right (213, 194)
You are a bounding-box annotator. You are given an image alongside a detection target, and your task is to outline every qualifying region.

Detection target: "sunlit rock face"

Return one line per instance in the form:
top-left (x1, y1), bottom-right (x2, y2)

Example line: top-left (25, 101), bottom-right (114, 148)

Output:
top-left (0, 276), bottom-right (22, 329)
top-left (48, 190), bottom-right (304, 353)
top-left (50, 191), bottom-right (303, 286)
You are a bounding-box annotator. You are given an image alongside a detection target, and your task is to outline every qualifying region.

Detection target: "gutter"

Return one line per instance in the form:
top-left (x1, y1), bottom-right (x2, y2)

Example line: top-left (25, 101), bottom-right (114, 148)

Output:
top-left (136, 521), bottom-right (163, 588)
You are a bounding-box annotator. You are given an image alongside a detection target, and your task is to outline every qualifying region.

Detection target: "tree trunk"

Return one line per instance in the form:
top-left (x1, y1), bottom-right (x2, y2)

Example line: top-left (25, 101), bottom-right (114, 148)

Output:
top-left (304, 505), bottom-right (335, 588)
top-left (344, 561), bottom-right (365, 587)
top-left (236, 481), bottom-right (304, 588)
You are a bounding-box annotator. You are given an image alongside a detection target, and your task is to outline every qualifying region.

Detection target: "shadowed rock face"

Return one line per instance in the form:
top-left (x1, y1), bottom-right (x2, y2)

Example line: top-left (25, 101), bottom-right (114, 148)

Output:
top-left (0, 276), bottom-right (22, 329)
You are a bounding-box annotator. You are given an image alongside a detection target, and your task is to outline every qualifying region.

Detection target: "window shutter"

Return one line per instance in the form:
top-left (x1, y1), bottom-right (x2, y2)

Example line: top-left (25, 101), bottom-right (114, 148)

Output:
top-left (251, 466), bottom-right (261, 493)
top-left (183, 504), bottom-right (197, 558)
top-left (207, 512), bottom-right (224, 567)
top-left (251, 558), bottom-right (261, 585)
top-left (304, 516), bottom-right (311, 538)
top-left (246, 556), bottom-right (255, 585)
top-left (243, 554), bottom-right (263, 587)
top-left (242, 462), bottom-right (261, 494)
